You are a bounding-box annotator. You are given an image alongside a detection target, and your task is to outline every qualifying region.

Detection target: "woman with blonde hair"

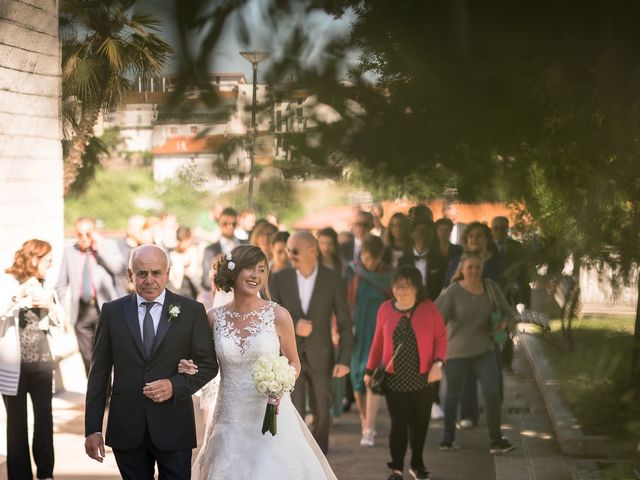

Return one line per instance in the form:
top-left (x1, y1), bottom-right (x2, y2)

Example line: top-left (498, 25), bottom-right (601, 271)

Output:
top-left (1, 239), bottom-right (61, 480)
top-left (435, 252), bottom-right (513, 454)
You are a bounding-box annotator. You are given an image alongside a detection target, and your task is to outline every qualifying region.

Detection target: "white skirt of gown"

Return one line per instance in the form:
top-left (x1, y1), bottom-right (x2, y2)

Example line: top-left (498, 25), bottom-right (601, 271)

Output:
top-left (192, 302), bottom-right (337, 480)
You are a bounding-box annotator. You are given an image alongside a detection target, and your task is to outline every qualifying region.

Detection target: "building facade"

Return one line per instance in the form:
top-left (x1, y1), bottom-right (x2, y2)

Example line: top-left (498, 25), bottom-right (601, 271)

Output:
top-left (0, 0), bottom-right (64, 272)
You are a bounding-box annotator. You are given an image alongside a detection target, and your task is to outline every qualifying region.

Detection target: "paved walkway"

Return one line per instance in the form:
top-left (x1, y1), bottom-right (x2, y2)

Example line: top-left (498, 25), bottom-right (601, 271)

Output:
top-left (1, 339), bottom-right (578, 480)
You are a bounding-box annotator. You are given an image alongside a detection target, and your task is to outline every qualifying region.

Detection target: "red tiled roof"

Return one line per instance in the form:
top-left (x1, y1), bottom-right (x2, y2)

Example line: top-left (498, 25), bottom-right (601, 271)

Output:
top-left (151, 135), bottom-right (227, 155)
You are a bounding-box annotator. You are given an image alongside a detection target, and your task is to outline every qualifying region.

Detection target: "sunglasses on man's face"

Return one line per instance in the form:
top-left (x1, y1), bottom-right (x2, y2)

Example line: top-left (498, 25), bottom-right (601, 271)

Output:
top-left (355, 222), bottom-right (372, 227)
top-left (220, 221), bottom-right (237, 227)
top-left (286, 247), bottom-right (300, 256)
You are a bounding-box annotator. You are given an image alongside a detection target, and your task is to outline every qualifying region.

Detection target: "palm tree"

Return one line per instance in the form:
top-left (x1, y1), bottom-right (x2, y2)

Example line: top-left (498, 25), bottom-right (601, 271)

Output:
top-left (60, 0), bottom-right (172, 196)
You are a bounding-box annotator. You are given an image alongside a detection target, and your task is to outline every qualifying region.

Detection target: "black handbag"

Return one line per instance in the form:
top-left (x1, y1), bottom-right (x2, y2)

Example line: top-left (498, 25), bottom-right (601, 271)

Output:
top-left (370, 342), bottom-right (404, 395)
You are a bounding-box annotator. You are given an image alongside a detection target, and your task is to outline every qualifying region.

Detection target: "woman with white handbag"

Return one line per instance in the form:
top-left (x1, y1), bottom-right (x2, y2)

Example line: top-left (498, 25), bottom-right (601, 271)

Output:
top-left (0, 239), bottom-right (62, 480)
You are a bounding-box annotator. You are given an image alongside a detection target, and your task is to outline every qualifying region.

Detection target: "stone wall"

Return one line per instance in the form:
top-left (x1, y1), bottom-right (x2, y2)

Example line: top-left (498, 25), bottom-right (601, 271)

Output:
top-left (0, 0), bottom-right (63, 276)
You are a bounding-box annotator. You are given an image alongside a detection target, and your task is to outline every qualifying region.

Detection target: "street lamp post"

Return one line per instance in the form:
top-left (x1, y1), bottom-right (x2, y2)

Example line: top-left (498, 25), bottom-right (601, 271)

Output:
top-left (240, 51), bottom-right (271, 210)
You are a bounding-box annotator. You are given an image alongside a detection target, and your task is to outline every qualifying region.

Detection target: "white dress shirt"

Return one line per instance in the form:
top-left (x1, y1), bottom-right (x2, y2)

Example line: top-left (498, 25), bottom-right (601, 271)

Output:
top-left (296, 264), bottom-right (319, 315)
top-left (353, 237), bottom-right (362, 262)
top-left (413, 247), bottom-right (428, 287)
top-left (136, 289), bottom-right (166, 340)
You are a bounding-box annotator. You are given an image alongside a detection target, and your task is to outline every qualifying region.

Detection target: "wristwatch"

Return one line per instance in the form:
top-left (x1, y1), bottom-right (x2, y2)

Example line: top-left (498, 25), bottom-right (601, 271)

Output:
top-left (434, 360), bottom-right (444, 368)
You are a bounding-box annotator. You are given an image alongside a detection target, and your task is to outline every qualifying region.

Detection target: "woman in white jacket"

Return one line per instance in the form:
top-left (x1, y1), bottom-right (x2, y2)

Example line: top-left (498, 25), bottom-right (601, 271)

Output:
top-left (0, 239), bottom-right (60, 480)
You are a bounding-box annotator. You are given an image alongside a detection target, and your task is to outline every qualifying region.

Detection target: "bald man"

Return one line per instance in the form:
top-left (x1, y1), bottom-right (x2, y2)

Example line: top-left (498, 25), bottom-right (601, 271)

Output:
top-left (84, 245), bottom-right (218, 479)
top-left (269, 231), bottom-right (353, 454)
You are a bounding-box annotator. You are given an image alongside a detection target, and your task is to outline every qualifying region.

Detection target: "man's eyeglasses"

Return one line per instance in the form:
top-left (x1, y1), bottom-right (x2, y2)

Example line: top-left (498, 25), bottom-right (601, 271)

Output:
top-left (355, 222), bottom-right (372, 228)
top-left (286, 248), bottom-right (299, 256)
top-left (220, 221), bottom-right (237, 227)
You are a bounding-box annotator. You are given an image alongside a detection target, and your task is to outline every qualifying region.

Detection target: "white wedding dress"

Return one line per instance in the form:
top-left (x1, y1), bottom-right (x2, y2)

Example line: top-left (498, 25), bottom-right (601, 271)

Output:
top-left (192, 302), bottom-right (337, 480)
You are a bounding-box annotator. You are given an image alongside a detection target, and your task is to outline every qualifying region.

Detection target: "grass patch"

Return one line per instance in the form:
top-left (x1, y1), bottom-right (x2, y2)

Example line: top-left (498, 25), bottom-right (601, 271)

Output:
top-left (538, 316), bottom-right (640, 439)
top-left (65, 168), bottom-right (155, 230)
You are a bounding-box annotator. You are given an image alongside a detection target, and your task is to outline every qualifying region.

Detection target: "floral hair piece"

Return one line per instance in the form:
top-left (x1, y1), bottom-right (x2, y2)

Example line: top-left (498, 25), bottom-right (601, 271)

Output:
top-left (225, 252), bottom-right (236, 271)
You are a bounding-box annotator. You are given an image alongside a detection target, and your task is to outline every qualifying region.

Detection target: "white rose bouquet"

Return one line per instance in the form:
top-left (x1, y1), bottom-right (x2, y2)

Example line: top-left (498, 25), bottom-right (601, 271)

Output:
top-left (252, 355), bottom-right (297, 436)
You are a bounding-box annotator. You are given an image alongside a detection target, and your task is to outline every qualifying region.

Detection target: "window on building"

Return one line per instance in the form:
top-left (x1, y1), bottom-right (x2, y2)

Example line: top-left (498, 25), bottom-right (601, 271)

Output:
top-left (191, 126), bottom-right (198, 134)
top-left (170, 127), bottom-right (178, 135)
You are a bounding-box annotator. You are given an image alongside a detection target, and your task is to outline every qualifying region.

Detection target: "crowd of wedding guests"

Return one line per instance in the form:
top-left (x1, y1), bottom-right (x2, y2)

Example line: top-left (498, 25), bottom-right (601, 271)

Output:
top-left (0, 201), bottom-right (531, 480)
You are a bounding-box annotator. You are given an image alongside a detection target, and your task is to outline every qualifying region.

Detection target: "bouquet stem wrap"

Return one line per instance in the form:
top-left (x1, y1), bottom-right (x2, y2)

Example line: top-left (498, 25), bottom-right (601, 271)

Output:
top-left (262, 397), bottom-right (279, 436)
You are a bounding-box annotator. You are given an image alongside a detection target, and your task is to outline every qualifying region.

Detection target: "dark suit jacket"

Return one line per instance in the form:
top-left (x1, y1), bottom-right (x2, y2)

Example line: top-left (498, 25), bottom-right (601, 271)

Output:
top-left (338, 236), bottom-right (356, 266)
top-left (398, 249), bottom-right (449, 301)
top-left (496, 238), bottom-right (531, 307)
top-left (269, 266), bottom-right (353, 373)
top-left (84, 289), bottom-right (218, 450)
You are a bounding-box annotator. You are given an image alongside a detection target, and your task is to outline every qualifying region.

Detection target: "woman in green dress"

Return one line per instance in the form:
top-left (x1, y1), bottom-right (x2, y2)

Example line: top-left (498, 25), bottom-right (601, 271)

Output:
top-left (346, 234), bottom-right (393, 447)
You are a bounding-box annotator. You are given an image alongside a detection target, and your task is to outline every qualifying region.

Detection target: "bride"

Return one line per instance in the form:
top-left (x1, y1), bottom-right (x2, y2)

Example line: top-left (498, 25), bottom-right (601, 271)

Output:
top-left (185, 245), bottom-right (337, 480)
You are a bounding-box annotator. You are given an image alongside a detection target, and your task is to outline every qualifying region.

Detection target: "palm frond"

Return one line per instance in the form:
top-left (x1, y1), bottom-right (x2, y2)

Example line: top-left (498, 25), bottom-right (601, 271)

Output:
top-left (128, 0), bottom-right (164, 32)
top-left (98, 36), bottom-right (126, 72)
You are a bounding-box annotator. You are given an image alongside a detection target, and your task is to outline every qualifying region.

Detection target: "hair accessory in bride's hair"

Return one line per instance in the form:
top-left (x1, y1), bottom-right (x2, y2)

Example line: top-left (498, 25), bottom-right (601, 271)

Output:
top-left (224, 252), bottom-right (236, 271)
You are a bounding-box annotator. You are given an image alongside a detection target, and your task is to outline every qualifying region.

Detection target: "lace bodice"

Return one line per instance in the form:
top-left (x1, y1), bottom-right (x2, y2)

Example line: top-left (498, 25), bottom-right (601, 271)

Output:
top-left (210, 302), bottom-right (280, 425)
top-left (214, 301), bottom-right (280, 359)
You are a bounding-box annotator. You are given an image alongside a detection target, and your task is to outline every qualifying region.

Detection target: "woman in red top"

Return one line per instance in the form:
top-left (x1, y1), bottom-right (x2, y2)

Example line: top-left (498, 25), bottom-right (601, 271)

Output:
top-left (365, 265), bottom-right (447, 480)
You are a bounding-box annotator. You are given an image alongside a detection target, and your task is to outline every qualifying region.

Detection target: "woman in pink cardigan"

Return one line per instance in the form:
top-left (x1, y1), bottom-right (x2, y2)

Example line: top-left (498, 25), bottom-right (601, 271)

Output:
top-left (364, 265), bottom-right (447, 480)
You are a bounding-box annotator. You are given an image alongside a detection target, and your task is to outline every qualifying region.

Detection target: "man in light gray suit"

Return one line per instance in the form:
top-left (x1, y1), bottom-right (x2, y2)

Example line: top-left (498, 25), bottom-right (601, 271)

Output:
top-left (269, 230), bottom-right (353, 453)
top-left (55, 217), bottom-right (118, 374)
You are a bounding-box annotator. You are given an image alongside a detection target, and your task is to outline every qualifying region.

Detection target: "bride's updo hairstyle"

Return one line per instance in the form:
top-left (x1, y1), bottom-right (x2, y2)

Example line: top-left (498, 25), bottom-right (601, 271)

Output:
top-left (213, 245), bottom-right (269, 295)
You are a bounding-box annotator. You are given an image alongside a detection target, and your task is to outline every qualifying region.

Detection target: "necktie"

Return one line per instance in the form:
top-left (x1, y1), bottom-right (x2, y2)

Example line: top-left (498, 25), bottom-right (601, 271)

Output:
top-left (81, 251), bottom-right (92, 303)
top-left (142, 301), bottom-right (156, 359)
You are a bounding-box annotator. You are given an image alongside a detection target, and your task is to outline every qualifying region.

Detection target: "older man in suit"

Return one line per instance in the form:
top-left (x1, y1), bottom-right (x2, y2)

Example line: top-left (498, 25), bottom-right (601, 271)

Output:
top-left (270, 231), bottom-right (353, 453)
top-left (84, 244), bottom-right (218, 479)
top-left (55, 217), bottom-right (119, 374)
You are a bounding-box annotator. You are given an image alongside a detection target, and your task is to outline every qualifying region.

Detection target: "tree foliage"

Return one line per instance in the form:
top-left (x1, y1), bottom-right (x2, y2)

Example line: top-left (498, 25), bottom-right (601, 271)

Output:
top-left (167, 0), bottom-right (640, 277)
top-left (60, 0), bottom-right (172, 196)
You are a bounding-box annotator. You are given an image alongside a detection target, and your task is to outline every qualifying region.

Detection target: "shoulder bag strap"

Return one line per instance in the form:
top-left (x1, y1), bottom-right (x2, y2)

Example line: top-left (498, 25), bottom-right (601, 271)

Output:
top-left (484, 280), bottom-right (497, 309)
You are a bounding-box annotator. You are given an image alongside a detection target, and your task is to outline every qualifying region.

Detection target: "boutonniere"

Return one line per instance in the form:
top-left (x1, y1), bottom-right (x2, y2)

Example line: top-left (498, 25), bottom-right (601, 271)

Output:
top-left (168, 304), bottom-right (181, 322)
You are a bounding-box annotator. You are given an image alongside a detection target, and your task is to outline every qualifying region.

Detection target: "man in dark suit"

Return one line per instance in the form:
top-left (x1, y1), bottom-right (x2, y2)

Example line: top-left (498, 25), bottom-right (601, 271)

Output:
top-left (270, 231), bottom-right (353, 453)
top-left (201, 207), bottom-right (244, 291)
top-left (491, 216), bottom-right (531, 308)
top-left (84, 245), bottom-right (218, 479)
top-left (339, 210), bottom-right (374, 266)
top-left (398, 217), bottom-right (448, 300)
top-left (55, 217), bottom-right (119, 374)
top-left (491, 216), bottom-right (531, 369)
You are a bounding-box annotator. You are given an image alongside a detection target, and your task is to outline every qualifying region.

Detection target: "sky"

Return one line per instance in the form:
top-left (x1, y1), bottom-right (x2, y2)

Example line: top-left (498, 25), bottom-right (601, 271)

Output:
top-left (156, 0), bottom-right (356, 82)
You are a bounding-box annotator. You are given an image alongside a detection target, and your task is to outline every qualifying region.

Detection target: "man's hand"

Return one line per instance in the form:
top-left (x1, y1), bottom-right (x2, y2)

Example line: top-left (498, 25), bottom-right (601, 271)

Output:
top-left (363, 374), bottom-right (372, 388)
top-left (295, 319), bottom-right (313, 337)
top-left (332, 363), bottom-right (350, 378)
top-left (85, 433), bottom-right (105, 463)
top-left (143, 379), bottom-right (173, 403)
